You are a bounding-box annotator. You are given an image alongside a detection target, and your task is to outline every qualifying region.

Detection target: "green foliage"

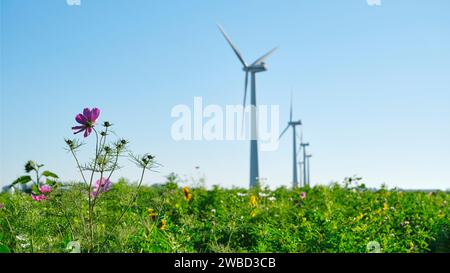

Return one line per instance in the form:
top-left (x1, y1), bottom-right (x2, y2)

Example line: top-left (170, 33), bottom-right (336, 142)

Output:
top-left (12, 176), bottom-right (32, 185)
top-left (42, 171), bottom-right (59, 179)
top-left (0, 244), bottom-right (11, 253)
top-left (0, 179), bottom-right (448, 253)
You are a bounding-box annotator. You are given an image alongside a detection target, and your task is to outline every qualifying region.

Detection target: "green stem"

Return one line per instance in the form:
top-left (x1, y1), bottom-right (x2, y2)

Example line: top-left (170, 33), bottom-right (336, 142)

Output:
top-left (56, 199), bottom-right (76, 240)
top-left (30, 206), bottom-right (35, 253)
top-left (114, 167), bottom-right (146, 226)
top-left (3, 214), bottom-right (16, 251)
top-left (87, 129), bottom-right (100, 252)
top-left (101, 166), bottom-right (147, 247)
top-left (106, 150), bottom-right (120, 182)
top-left (70, 149), bottom-right (88, 186)
top-left (147, 189), bottom-right (169, 236)
top-left (91, 128), bottom-right (110, 209)
top-left (35, 168), bottom-right (40, 188)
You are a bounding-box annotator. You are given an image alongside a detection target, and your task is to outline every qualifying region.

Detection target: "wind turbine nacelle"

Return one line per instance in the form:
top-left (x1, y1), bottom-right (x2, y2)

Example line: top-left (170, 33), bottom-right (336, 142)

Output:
top-left (244, 64), bottom-right (267, 73)
top-left (289, 120), bottom-right (302, 126)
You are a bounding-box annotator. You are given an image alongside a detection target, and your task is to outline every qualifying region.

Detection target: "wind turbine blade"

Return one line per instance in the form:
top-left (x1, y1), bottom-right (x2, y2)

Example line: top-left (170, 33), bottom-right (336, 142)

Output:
top-left (251, 47), bottom-right (278, 66)
top-left (296, 128), bottom-right (303, 156)
top-left (241, 72), bottom-right (249, 135)
top-left (289, 90), bottom-right (293, 122)
top-left (296, 131), bottom-right (302, 157)
top-left (217, 24), bottom-right (247, 67)
top-left (278, 125), bottom-right (290, 140)
top-left (300, 126), bottom-right (303, 143)
top-left (243, 71), bottom-right (248, 109)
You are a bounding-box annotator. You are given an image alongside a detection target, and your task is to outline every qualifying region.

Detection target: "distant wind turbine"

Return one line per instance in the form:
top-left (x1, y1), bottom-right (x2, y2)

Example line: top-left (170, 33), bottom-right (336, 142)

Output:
top-left (217, 24), bottom-right (277, 188)
top-left (300, 142), bottom-right (310, 187)
top-left (279, 92), bottom-right (302, 188)
top-left (305, 154), bottom-right (312, 186)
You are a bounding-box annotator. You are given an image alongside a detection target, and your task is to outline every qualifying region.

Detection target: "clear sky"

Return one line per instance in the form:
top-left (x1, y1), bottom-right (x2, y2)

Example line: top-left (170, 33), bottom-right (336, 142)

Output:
top-left (1, 0), bottom-right (449, 190)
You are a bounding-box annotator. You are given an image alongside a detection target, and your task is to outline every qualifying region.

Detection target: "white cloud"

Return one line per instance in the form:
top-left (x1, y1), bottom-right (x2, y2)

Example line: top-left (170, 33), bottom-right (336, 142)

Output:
top-left (367, 0), bottom-right (381, 6)
top-left (66, 0), bottom-right (81, 6)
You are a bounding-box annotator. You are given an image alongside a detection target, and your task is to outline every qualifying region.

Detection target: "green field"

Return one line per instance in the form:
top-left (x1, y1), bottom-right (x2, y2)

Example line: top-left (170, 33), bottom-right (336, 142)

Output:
top-left (1, 177), bottom-right (448, 253)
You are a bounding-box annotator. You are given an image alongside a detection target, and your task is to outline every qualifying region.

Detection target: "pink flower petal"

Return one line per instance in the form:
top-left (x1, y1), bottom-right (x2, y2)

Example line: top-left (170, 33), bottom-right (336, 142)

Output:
top-left (75, 114), bottom-right (88, 125)
top-left (84, 127), bottom-right (92, 138)
top-left (72, 125), bottom-right (86, 134)
top-left (83, 108), bottom-right (92, 121)
top-left (90, 108), bottom-right (100, 122)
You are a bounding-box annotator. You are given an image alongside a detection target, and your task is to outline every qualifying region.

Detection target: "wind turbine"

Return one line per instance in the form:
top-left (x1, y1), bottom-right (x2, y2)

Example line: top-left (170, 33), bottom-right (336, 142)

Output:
top-left (298, 160), bottom-right (303, 187)
top-left (305, 154), bottom-right (312, 186)
top-left (279, 92), bottom-right (302, 188)
top-left (217, 24), bottom-right (277, 188)
top-left (300, 142), bottom-right (310, 187)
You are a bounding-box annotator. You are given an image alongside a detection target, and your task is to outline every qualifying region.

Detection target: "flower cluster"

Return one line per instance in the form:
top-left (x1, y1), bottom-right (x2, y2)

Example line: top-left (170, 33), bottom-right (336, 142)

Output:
top-left (31, 185), bottom-right (53, 202)
top-left (92, 177), bottom-right (112, 198)
top-left (40, 185), bottom-right (52, 194)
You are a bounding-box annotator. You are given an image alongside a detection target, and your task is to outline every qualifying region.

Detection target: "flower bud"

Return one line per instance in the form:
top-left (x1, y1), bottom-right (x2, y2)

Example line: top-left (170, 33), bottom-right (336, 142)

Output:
top-left (24, 160), bottom-right (37, 173)
top-left (64, 139), bottom-right (75, 150)
top-left (104, 146), bottom-right (112, 153)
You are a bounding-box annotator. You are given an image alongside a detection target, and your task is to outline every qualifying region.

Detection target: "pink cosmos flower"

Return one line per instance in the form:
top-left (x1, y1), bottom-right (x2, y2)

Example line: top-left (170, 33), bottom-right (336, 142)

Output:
top-left (31, 194), bottom-right (48, 202)
top-left (92, 177), bottom-right (112, 198)
top-left (72, 108), bottom-right (100, 138)
top-left (300, 192), bottom-right (307, 200)
top-left (39, 185), bottom-right (52, 194)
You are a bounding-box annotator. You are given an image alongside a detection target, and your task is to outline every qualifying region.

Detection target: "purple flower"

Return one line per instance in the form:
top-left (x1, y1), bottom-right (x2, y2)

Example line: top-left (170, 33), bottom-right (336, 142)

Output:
top-left (300, 192), bottom-right (307, 200)
top-left (92, 177), bottom-right (112, 198)
top-left (72, 108), bottom-right (100, 138)
top-left (39, 185), bottom-right (52, 194)
top-left (0, 203), bottom-right (5, 209)
top-left (31, 194), bottom-right (47, 202)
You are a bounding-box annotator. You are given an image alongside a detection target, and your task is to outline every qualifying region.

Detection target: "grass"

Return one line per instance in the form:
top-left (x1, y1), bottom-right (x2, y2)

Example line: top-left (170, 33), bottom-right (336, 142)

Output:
top-left (0, 178), bottom-right (448, 253)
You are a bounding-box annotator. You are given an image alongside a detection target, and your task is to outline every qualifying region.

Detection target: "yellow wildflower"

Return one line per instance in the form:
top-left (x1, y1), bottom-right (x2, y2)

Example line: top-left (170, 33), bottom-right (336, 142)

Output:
top-left (159, 219), bottom-right (168, 231)
top-left (183, 186), bottom-right (193, 202)
top-left (251, 211), bottom-right (257, 218)
top-left (147, 208), bottom-right (157, 220)
top-left (250, 195), bottom-right (257, 207)
top-left (383, 202), bottom-right (389, 211)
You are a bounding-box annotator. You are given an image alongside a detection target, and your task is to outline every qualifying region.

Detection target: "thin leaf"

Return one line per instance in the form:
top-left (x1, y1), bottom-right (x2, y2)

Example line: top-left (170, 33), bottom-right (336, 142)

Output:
top-left (12, 175), bottom-right (32, 185)
top-left (42, 171), bottom-right (59, 179)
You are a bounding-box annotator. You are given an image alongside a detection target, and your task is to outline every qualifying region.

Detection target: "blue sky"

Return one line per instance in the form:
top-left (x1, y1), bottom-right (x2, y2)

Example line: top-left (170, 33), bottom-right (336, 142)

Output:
top-left (1, 0), bottom-right (449, 190)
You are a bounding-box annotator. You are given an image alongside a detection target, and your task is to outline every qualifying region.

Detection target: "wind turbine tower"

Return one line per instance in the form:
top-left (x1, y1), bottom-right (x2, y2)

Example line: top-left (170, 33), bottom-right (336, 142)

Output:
top-left (300, 142), bottom-right (310, 187)
top-left (279, 93), bottom-right (302, 188)
top-left (217, 24), bottom-right (277, 188)
top-left (305, 154), bottom-right (312, 186)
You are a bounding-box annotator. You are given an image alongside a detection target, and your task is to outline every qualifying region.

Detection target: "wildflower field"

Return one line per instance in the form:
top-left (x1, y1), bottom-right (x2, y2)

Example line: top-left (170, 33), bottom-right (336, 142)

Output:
top-left (0, 178), bottom-right (448, 253)
top-left (0, 108), bottom-right (448, 253)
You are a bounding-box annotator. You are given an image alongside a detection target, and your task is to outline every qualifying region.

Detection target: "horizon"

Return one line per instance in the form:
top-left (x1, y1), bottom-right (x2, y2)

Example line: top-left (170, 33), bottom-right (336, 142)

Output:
top-left (1, 0), bottom-right (450, 190)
